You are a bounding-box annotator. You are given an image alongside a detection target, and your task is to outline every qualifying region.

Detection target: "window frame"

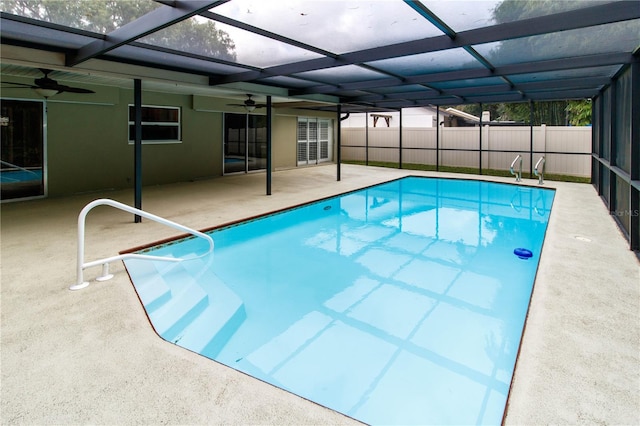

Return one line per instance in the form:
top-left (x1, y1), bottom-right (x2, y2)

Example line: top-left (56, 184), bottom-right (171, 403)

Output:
top-left (127, 104), bottom-right (181, 144)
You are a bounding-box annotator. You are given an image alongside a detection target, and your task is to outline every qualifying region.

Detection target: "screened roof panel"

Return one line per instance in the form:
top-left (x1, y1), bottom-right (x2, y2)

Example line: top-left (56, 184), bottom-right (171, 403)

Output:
top-left (330, 89), bottom-right (373, 98)
top-left (292, 65), bottom-right (391, 84)
top-left (0, 16), bottom-right (96, 49)
top-left (0, 0), bottom-right (162, 33)
top-left (416, 0), bottom-right (500, 32)
top-left (474, 19), bottom-right (640, 66)
top-left (366, 48), bottom-right (480, 76)
top-left (421, 0), bottom-right (623, 32)
top-left (1, 0), bottom-right (638, 109)
top-left (368, 84), bottom-right (437, 95)
top-left (139, 17), bottom-right (324, 68)
top-left (507, 66), bottom-right (624, 84)
top-left (212, 0), bottom-right (444, 54)
top-left (256, 76), bottom-right (320, 89)
top-left (429, 77), bottom-right (506, 90)
top-left (106, 44), bottom-right (253, 75)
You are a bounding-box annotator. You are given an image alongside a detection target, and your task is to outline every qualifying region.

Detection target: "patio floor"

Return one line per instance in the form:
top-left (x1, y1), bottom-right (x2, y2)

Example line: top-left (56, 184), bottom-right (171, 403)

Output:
top-left (1, 164), bottom-right (638, 424)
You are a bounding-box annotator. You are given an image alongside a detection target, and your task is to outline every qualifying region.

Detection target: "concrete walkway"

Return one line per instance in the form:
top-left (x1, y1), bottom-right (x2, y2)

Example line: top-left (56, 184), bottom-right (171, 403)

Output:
top-left (1, 164), bottom-right (638, 425)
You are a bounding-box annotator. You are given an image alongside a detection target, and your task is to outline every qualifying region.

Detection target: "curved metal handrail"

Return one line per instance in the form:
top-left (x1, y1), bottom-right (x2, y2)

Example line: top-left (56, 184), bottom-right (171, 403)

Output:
top-left (534, 156), bottom-right (546, 185)
top-left (70, 198), bottom-right (214, 290)
top-left (510, 154), bottom-right (522, 182)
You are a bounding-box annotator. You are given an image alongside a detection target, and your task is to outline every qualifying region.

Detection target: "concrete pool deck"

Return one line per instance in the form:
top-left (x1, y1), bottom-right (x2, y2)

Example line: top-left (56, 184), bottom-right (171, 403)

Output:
top-left (1, 164), bottom-right (638, 425)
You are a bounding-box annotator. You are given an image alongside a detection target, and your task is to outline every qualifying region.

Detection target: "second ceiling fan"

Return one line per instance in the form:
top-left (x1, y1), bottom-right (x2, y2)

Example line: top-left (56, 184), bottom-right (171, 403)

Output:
top-left (226, 94), bottom-right (267, 112)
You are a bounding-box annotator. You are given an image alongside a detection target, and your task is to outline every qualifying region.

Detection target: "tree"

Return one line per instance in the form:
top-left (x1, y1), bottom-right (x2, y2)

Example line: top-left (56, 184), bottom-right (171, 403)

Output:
top-left (477, 0), bottom-right (640, 126)
top-left (456, 100), bottom-right (592, 126)
top-left (565, 100), bottom-right (592, 126)
top-left (0, 0), bottom-right (236, 61)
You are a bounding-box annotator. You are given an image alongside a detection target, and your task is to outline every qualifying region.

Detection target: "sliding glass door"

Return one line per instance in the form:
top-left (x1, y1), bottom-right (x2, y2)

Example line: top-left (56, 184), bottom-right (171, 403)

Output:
top-left (224, 113), bottom-right (267, 174)
top-left (1, 99), bottom-right (45, 200)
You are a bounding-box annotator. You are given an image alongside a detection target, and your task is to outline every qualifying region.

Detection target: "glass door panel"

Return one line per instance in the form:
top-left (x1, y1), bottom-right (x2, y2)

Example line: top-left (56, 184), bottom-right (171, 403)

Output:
top-left (248, 115), bottom-right (267, 172)
top-left (1, 100), bottom-right (44, 200)
top-left (224, 113), bottom-right (247, 174)
top-left (224, 113), bottom-right (267, 174)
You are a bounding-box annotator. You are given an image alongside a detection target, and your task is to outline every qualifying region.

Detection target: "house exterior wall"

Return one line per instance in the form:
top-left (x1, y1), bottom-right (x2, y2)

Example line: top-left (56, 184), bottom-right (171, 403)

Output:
top-left (273, 114), bottom-right (297, 170)
top-left (44, 89), bottom-right (224, 196)
top-left (2, 85), bottom-right (334, 198)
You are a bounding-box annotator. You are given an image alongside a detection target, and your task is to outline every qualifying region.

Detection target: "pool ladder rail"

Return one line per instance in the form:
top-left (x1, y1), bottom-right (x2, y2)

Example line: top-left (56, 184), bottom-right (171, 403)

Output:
top-left (510, 154), bottom-right (523, 182)
top-left (534, 156), bottom-right (546, 185)
top-left (70, 198), bottom-right (214, 291)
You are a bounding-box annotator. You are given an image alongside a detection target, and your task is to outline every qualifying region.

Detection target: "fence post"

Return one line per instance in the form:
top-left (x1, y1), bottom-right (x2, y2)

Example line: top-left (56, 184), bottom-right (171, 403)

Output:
top-left (365, 111), bottom-right (369, 166)
top-left (529, 101), bottom-right (535, 178)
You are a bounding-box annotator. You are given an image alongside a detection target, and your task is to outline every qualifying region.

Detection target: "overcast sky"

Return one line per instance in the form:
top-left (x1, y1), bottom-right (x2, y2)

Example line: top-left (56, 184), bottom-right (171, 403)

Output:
top-left (212, 0), bottom-right (500, 67)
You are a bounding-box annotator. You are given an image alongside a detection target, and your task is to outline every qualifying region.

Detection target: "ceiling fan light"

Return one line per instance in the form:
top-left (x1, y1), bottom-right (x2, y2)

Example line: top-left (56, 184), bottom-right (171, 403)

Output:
top-left (34, 87), bottom-right (58, 98)
top-left (245, 105), bottom-right (256, 112)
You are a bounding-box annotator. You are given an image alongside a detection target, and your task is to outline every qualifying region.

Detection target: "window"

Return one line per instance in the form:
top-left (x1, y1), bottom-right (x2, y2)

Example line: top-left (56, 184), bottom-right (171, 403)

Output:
top-left (297, 118), bottom-right (332, 166)
top-left (128, 105), bottom-right (180, 144)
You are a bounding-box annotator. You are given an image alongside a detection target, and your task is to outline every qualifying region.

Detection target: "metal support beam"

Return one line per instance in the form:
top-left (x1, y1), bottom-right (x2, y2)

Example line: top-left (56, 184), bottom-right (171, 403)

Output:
top-left (436, 106), bottom-right (440, 172)
top-left (630, 61), bottom-right (639, 250)
top-left (399, 108), bottom-right (403, 169)
top-left (591, 96), bottom-right (597, 187)
top-left (479, 103), bottom-right (483, 175)
top-left (596, 92), bottom-right (605, 193)
top-left (337, 104), bottom-right (341, 181)
top-left (134, 78), bottom-right (142, 223)
top-left (609, 74), bottom-right (618, 214)
top-left (266, 95), bottom-right (272, 196)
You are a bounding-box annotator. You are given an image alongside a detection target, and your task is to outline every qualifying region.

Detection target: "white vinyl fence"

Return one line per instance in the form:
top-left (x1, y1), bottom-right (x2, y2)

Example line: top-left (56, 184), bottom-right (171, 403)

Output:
top-left (341, 125), bottom-right (592, 177)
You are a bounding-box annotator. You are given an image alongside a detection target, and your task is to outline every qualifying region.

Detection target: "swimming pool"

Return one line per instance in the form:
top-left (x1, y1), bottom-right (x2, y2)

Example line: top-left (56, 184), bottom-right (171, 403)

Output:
top-left (124, 176), bottom-right (555, 425)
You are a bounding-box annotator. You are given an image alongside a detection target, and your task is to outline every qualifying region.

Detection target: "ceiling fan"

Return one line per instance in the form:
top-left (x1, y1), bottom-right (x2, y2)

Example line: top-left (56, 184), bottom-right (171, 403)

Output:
top-left (1, 68), bottom-right (95, 98)
top-left (226, 94), bottom-right (267, 112)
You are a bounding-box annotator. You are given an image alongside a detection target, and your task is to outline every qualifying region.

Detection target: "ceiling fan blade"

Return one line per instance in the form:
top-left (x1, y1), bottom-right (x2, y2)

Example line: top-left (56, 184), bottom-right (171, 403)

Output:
top-left (57, 85), bottom-right (95, 94)
top-left (1, 81), bottom-right (36, 88)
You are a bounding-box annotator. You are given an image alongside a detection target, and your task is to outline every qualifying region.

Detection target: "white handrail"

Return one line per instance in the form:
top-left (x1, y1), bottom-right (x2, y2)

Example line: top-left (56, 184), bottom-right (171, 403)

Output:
top-left (534, 156), bottom-right (546, 185)
top-left (70, 198), bottom-right (214, 290)
top-left (510, 154), bottom-right (522, 182)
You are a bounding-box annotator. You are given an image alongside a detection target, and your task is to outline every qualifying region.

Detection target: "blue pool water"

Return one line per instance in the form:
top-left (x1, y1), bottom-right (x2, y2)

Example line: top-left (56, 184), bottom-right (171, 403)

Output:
top-left (0, 169), bottom-right (42, 183)
top-left (124, 176), bottom-right (555, 425)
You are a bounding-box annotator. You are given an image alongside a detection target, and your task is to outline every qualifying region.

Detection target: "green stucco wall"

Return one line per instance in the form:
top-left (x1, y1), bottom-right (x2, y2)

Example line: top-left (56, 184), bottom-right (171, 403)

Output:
top-left (3, 83), bottom-right (335, 198)
top-left (44, 89), bottom-right (225, 196)
top-left (273, 115), bottom-right (297, 170)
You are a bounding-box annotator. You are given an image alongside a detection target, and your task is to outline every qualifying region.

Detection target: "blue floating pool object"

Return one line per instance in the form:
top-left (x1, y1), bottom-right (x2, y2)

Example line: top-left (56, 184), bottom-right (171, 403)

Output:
top-left (514, 247), bottom-right (533, 259)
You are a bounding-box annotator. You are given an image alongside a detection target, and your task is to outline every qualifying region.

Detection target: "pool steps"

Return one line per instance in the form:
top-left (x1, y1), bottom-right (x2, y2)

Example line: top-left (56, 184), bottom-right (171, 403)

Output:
top-left (175, 260), bottom-right (246, 358)
top-left (125, 257), bottom-right (245, 356)
top-left (71, 198), bottom-right (214, 290)
top-left (124, 260), bottom-right (172, 312)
